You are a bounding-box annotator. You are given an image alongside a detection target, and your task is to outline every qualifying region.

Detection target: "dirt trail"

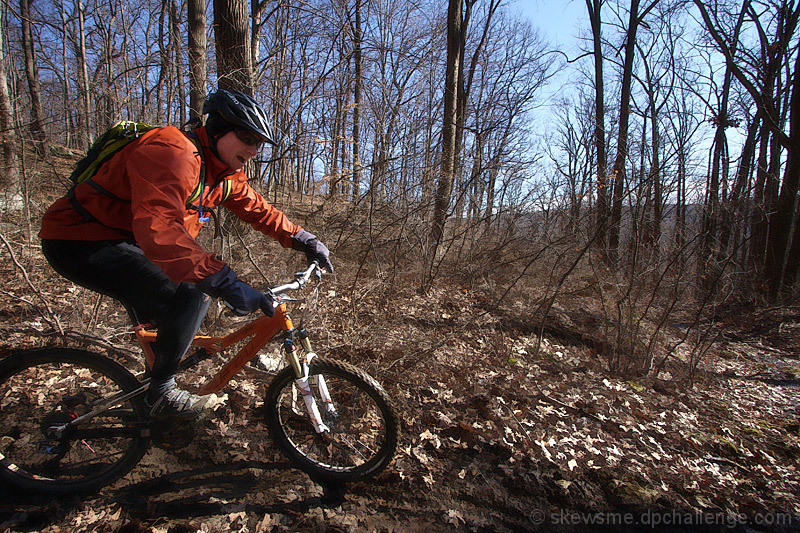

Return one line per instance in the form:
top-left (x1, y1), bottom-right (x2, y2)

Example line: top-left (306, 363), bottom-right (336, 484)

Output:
top-left (1, 276), bottom-right (800, 532)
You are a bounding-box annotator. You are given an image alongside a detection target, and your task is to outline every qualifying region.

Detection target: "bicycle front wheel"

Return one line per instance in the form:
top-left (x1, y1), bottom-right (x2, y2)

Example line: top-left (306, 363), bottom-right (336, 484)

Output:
top-left (0, 348), bottom-right (150, 493)
top-left (264, 358), bottom-right (399, 482)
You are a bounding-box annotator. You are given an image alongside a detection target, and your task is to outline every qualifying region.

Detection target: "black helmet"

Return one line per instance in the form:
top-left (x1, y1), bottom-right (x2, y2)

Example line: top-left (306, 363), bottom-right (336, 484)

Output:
top-left (202, 89), bottom-right (278, 145)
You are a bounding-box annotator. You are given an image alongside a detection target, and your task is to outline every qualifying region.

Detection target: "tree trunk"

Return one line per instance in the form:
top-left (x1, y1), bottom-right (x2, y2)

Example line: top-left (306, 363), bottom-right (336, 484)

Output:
top-left (724, 111), bottom-right (759, 268)
top-left (586, 0), bottom-right (607, 255)
top-left (0, 6), bottom-right (16, 190)
top-left (452, 0), bottom-right (498, 222)
top-left (214, 0), bottom-right (253, 94)
top-left (352, 0), bottom-right (363, 203)
top-left (674, 135), bottom-right (686, 254)
top-left (19, 0), bottom-right (46, 145)
top-left (59, 2), bottom-right (72, 147)
top-left (188, 0), bottom-right (207, 122)
top-left (100, 5), bottom-right (118, 128)
top-left (770, 46), bottom-right (800, 294)
top-left (329, 42), bottom-right (348, 199)
top-left (451, 0), bottom-right (472, 221)
top-left (750, 120), bottom-right (771, 273)
top-left (607, 0), bottom-right (659, 265)
top-left (76, 0), bottom-right (92, 146)
top-left (429, 0), bottom-right (463, 261)
top-left (607, 0), bottom-right (640, 264)
top-left (701, 0), bottom-right (748, 285)
top-left (647, 103), bottom-right (661, 251)
top-left (268, 3), bottom-right (290, 197)
top-left (169, 0), bottom-right (186, 126)
top-left (157, 6), bottom-right (168, 122)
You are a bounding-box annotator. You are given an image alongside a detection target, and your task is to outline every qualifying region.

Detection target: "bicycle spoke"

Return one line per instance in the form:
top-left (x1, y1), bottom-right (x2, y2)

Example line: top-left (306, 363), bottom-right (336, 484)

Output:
top-left (265, 358), bottom-right (398, 481)
top-left (0, 349), bottom-right (150, 492)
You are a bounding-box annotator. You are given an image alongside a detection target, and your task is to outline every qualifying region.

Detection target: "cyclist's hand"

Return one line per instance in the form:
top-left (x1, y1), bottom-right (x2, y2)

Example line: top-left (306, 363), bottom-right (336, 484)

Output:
top-left (291, 229), bottom-right (333, 273)
top-left (197, 266), bottom-right (275, 317)
top-left (222, 286), bottom-right (275, 317)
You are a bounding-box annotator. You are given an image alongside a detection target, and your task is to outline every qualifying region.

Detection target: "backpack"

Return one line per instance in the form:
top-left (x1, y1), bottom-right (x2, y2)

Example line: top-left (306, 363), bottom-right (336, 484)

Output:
top-left (67, 121), bottom-right (231, 230)
top-left (70, 121), bottom-right (160, 186)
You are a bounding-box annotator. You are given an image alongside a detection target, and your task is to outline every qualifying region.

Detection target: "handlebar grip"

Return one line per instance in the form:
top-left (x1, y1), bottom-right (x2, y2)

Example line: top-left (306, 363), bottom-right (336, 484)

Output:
top-left (223, 300), bottom-right (252, 316)
top-left (301, 261), bottom-right (321, 281)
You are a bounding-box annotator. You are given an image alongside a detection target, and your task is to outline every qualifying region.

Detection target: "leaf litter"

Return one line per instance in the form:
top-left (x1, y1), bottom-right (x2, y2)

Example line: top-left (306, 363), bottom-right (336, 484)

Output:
top-left (0, 253), bottom-right (799, 531)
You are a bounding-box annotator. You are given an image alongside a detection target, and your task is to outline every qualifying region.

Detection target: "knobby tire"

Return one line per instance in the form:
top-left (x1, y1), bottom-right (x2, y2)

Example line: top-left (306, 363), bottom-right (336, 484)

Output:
top-left (264, 358), bottom-right (399, 482)
top-left (0, 348), bottom-right (150, 494)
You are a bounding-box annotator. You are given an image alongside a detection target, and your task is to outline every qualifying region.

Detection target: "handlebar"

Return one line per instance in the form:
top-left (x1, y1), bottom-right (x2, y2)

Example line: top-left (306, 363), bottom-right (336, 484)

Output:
top-left (270, 261), bottom-right (321, 297)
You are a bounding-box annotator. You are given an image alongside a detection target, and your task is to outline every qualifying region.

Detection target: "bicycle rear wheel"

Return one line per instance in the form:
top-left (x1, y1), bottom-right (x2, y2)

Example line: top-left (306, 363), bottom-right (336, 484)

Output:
top-left (264, 358), bottom-right (399, 482)
top-left (0, 348), bottom-right (150, 493)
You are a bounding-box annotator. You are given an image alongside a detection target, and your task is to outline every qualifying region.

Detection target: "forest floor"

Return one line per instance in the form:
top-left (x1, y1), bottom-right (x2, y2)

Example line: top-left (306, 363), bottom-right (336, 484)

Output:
top-left (1, 172), bottom-right (800, 531)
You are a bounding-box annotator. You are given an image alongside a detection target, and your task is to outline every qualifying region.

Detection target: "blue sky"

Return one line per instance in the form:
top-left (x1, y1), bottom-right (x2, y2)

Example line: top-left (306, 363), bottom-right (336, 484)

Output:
top-left (512, 0), bottom-right (587, 53)
top-left (508, 0), bottom-right (590, 127)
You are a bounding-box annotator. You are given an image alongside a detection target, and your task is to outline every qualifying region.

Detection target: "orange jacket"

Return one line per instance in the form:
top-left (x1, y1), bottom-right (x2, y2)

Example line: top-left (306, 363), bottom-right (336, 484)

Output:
top-left (39, 126), bottom-right (300, 283)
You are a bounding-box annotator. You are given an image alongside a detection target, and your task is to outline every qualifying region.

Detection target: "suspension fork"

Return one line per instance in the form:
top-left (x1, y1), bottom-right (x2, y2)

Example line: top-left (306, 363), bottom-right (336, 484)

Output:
top-left (285, 327), bottom-right (334, 433)
top-left (297, 328), bottom-right (335, 412)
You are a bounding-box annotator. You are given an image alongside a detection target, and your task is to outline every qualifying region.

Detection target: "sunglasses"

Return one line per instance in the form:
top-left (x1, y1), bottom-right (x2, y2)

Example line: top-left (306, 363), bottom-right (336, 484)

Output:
top-left (234, 129), bottom-right (267, 147)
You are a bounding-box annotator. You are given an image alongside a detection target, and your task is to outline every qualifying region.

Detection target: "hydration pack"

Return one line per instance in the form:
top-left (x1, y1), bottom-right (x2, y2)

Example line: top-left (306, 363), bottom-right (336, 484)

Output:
top-left (70, 121), bottom-right (159, 186)
top-left (67, 122), bottom-right (231, 229)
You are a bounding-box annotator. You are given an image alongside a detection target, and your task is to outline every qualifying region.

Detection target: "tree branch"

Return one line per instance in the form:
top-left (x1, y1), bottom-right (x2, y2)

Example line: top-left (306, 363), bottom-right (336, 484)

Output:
top-left (0, 234), bottom-right (63, 334)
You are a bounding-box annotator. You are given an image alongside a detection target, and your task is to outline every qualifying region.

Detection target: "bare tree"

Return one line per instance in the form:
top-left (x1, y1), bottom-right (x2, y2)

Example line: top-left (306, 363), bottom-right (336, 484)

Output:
top-left (75, 0), bottom-right (91, 146)
top-left (429, 0), bottom-right (466, 283)
top-left (169, 0), bottom-right (186, 126)
top-left (452, 0), bottom-right (500, 218)
top-left (698, 0), bottom-right (747, 289)
top-left (606, 0), bottom-right (659, 266)
top-left (58, 1), bottom-right (72, 147)
top-left (775, 41), bottom-right (800, 290)
top-left (352, 0), bottom-right (363, 202)
top-left (19, 0), bottom-right (46, 145)
top-left (214, 0), bottom-right (253, 93)
top-left (549, 94), bottom-right (595, 232)
top-left (0, 4), bottom-right (16, 190)
top-left (694, 0), bottom-right (800, 298)
top-left (94, 2), bottom-right (120, 128)
top-left (586, 0), bottom-right (608, 254)
top-left (188, 0), bottom-right (207, 121)
top-left (632, 4), bottom-right (679, 254)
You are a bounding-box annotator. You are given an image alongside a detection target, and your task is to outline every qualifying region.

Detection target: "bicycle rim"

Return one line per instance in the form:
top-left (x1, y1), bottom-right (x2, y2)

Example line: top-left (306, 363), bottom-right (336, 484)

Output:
top-left (0, 348), bottom-right (150, 493)
top-left (265, 358), bottom-right (399, 482)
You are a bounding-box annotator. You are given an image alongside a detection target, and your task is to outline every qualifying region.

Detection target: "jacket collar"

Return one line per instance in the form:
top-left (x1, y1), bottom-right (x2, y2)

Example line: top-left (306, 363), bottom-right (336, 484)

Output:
top-left (192, 127), bottom-right (247, 185)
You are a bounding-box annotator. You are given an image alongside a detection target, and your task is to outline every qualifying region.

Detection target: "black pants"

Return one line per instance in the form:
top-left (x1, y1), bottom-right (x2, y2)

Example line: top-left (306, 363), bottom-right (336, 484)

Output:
top-left (41, 239), bottom-right (210, 384)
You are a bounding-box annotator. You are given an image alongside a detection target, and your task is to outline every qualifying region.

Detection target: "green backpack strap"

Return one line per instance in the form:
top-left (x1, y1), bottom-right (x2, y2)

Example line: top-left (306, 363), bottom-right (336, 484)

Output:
top-left (185, 132), bottom-right (207, 206)
top-left (185, 131), bottom-right (233, 206)
top-left (220, 178), bottom-right (233, 202)
top-left (184, 131), bottom-right (231, 239)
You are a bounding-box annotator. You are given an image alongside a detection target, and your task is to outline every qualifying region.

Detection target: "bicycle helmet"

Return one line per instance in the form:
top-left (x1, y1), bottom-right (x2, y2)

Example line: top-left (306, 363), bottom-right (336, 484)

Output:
top-left (202, 89), bottom-right (278, 146)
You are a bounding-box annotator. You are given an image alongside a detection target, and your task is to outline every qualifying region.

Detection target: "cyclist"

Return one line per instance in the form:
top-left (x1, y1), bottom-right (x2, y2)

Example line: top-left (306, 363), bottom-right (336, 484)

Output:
top-left (39, 89), bottom-right (333, 421)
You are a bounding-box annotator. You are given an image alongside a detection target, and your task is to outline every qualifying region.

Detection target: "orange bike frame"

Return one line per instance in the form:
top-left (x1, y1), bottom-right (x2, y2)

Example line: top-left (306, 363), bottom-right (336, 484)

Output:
top-left (133, 302), bottom-right (294, 395)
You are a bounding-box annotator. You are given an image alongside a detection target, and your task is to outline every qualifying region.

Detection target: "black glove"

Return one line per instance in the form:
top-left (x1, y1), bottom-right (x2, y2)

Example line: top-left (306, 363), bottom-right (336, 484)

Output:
top-left (291, 229), bottom-right (333, 272)
top-left (197, 266), bottom-right (275, 317)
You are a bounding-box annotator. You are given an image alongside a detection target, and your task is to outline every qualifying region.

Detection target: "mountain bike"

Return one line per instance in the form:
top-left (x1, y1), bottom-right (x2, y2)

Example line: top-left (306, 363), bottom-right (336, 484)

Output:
top-left (0, 262), bottom-right (399, 494)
